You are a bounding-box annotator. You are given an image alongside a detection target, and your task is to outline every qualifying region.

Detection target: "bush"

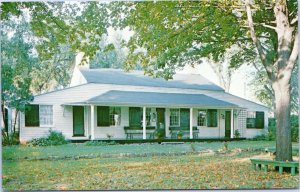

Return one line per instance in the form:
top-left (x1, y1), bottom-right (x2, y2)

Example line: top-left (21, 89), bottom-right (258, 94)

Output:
top-left (2, 130), bottom-right (19, 146)
top-left (85, 141), bottom-right (117, 146)
top-left (28, 129), bottom-right (69, 147)
top-left (234, 130), bottom-right (240, 138)
top-left (291, 115), bottom-right (299, 142)
top-left (154, 129), bottom-right (165, 139)
top-left (252, 134), bottom-right (269, 141)
top-left (267, 126), bottom-right (276, 141)
top-left (267, 116), bottom-right (299, 142)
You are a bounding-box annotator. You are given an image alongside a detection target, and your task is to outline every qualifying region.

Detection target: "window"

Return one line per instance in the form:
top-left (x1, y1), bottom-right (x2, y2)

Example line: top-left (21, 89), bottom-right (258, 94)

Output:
top-left (247, 111), bottom-right (264, 129)
top-left (246, 111), bottom-right (256, 128)
top-left (25, 104), bottom-right (53, 127)
top-left (146, 108), bottom-right (151, 126)
top-left (109, 107), bottom-right (121, 126)
top-left (170, 109), bottom-right (180, 126)
top-left (197, 110), bottom-right (207, 126)
top-left (25, 105), bottom-right (39, 127)
top-left (207, 109), bottom-right (218, 127)
top-left (39, 105), bottom-right (53, 126)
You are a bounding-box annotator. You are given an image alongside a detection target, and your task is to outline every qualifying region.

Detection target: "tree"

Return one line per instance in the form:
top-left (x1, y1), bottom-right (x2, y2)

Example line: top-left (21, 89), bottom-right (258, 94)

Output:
top-left (90, 30), bottom-right (128, 69)
top-left (107, 0), bottom-right (298, 161)
top-left (250, 60), bottom-right (298, 115)
top-left (30, 44), bottom-right (75, 94)
top-left (204, 45), bottom-right (243, 92)
top-left (245, 0), bottom-right (298, 161)
top-left (1, 23), bottom-right (35, 132)
top-left (1, 3), bottom-right (76, 133)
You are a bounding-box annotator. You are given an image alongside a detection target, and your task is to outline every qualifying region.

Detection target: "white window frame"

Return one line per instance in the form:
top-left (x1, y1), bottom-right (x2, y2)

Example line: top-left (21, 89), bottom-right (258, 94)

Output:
top-left (109, 107), bottom-right (121, 126)
top-left (197, 109), bottom-right (207, 127)
top-left (39, 105), bottom-right (53, 127)
top-left (170, 108), bottom-right (180, 127)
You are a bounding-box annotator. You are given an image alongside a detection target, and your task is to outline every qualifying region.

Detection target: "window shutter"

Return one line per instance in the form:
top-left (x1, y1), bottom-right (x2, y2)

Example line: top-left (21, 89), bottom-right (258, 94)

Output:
top-left (25, 105), bottom-right (39, 127)
top-left (255, 111), bottom-right (264, 128)
top-left (207, 109), bottom-right (218, 127)
top-left (129, 107), bottom-right (142, 128)
top-left (97, 106), bottom-right (109, 126)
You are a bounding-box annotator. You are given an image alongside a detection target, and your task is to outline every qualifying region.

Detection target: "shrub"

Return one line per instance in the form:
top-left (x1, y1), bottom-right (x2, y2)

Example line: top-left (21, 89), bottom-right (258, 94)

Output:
top-left (2, 130), bottom-right (19, 146)
top-left (28, 129), bottom-right (69, 147)
top-left (234, 130), bottom-right (240, 138)
top-left (154, 129), bottom-right (164, 139)
top-left (85, 141), bottom-right (117, 146)
top-left (267, 116), bottom-right (298, 142)
top-left (223, 141), bottom-right (228, 150)
top-left (252, 134), bottom-right (268, 141)
top-left (291, 115), bottom-right (299, 142)
top-left (177, 131), bottom-right (183, 137)
top-left (267, 126), bottom-right (276, 141)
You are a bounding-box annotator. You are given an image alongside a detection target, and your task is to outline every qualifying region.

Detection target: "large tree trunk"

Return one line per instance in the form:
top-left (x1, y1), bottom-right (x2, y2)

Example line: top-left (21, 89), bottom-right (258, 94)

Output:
top-left (246, 0), bottom-right (297, 161)
top-left (273, 80), bottom-right (292, 161)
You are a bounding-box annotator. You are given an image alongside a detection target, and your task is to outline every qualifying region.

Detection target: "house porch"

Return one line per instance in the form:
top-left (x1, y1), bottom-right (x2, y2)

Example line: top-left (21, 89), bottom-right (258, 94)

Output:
top-left (68, 105), bottom-right (241, 140)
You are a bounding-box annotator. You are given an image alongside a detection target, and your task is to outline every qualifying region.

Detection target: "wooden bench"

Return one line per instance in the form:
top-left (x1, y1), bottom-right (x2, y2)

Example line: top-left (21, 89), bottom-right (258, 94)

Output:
top-left (250, 158), bottom-right (299, 176)
top-left (124, 129), bottom-right (155, 139)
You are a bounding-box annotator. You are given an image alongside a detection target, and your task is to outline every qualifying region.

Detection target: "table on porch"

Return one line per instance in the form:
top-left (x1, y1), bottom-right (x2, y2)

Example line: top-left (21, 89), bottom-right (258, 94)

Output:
top-left (169, 126), bottom-right (199, 139)
top-left (124, 126), bottom-right (156, 139)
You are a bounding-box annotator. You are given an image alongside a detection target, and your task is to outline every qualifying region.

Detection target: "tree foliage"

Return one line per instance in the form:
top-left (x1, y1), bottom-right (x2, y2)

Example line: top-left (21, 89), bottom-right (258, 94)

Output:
top-left (250, 61), bottom-right (298, 114)
top-left (1, 1), bottom-right (298, 161)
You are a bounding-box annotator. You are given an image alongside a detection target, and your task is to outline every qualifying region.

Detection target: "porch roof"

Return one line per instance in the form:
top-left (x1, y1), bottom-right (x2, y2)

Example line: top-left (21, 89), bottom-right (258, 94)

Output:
top-left (64, 90), bottom-right (241, 109)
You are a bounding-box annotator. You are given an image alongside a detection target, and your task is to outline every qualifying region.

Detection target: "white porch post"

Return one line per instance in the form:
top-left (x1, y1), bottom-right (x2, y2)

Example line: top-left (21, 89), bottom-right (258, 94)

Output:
top-left (142, 107), bottom-right (146, 139)
top-left (190, 108), bottom-right (193, 139)
top-left (91, 105), bottom-right (95, 140)
top-left (230, 109), bottom-right (234, 139)
top-left (7, 108), bottom-right (12, 134)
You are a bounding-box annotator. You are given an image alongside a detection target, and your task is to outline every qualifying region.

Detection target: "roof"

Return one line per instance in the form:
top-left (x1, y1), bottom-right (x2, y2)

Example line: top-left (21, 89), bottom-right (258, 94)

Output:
top-left (79, 68), bottom-right (224, 91)
top-left (78, 90), bottom-right (240, 108)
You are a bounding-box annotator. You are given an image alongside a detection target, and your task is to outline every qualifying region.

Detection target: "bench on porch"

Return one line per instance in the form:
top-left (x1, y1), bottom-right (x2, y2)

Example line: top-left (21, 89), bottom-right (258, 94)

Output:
top-left (169, 126), bottom-right (199, 139)
top-left (250, 158), bottom-right (299, 176)
top-left (124, 126), bottom-right (155, 139)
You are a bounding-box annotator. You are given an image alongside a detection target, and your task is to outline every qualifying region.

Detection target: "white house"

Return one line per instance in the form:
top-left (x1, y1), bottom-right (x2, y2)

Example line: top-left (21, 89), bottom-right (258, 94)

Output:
top-left (19, 68), bottom-right (269, 143)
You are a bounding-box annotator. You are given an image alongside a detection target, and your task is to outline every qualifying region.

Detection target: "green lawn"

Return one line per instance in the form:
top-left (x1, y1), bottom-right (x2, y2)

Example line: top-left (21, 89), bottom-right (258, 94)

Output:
top-left (4, 140), bottom-right (299, 160)
top-left (3, 141), bottom-right (299, 190)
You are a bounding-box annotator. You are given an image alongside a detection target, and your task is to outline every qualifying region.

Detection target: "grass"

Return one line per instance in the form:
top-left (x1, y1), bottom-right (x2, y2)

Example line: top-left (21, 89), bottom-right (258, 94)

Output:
top-left (3, 141), bottom-right (299, 190)
top-left (4, 140), bottom-right (299, 160)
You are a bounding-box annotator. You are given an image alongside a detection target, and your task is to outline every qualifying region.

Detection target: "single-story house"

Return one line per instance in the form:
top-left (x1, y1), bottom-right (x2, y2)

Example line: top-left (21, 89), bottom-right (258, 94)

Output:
top-left (19, 67), bottom-right (269, 143)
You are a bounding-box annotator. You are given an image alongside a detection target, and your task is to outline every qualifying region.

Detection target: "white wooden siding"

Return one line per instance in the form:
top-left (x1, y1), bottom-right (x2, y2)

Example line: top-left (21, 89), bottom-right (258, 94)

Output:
top-left (21, 81), bottom-right (269, 141)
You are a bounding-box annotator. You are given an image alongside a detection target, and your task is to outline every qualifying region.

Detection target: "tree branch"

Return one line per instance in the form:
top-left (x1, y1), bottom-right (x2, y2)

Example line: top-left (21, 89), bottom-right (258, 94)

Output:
top-left (260, 23), bottom-right (278, 31)
top-left (291, 15), bottom-right (298, 25)
top-left (245, 0), bottom-right (275, 81)
top-left (286, 32), bottom-right (298, 70)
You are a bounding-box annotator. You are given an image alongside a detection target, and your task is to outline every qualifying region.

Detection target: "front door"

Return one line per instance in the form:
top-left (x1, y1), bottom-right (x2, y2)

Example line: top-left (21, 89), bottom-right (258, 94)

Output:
top-left (156, 108), bottom-right (165, 128)
top-left (73, 106), bottom-right (85, 136)
top-left (156, 108), bottom-right (165, 137)
top-left (225, 111), bottom-right (231, 138)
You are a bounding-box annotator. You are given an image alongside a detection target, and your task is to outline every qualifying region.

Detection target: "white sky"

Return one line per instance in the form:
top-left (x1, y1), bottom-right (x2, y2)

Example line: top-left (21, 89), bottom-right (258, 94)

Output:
top-left (176, 61), bottom-right (259, 104)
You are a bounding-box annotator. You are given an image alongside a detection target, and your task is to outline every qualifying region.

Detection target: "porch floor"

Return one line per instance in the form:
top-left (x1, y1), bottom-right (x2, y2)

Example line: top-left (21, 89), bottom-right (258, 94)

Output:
top-left (70, 137), bottom-right (246, 144)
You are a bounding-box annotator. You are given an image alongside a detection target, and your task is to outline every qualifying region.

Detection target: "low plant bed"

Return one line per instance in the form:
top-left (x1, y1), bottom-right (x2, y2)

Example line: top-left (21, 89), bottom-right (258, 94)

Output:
top-left (250, 158), bottom-right (299, 176)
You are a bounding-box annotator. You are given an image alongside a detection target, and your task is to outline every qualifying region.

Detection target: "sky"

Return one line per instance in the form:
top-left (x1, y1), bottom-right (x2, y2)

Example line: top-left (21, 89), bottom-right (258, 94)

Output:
top-left (177, 61), bottom-right (259, 104)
